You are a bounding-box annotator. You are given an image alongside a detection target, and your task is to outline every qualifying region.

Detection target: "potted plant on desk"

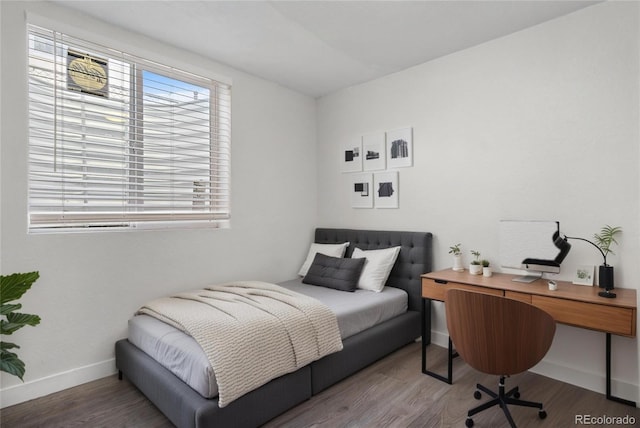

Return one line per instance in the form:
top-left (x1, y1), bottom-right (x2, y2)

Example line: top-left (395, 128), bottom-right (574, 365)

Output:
top-left (593, 225), bottom-right (622, 294)
top-left (482, 259), bottom-right (492, 277)
top-left (469, 250), bottom-right (482, 275)
top-left (565, 225), bottom-right (621, 298)
top-left (449, 243), bottom-right (464, 272)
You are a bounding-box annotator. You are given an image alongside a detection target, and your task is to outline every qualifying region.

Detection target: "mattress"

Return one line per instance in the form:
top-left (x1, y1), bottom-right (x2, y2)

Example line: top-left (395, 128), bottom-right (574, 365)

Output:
top-left (127, 278), bottom-right (408, 398)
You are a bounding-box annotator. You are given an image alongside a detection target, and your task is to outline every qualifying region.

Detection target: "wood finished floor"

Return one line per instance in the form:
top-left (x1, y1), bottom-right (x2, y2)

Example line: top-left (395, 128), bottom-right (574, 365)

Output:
top-left (1, 342), bottom-right (638, 427)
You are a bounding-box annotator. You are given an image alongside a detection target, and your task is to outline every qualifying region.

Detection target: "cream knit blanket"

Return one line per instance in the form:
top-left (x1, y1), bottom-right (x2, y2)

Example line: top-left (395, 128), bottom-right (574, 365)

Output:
top-left (137, 281), bottom-right (343, 407)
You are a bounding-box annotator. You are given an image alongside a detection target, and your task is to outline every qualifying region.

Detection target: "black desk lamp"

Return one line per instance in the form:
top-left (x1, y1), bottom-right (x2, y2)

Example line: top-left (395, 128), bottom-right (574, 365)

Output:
top-left (520, 231), bottom-right (572, 278)
top-left (562, 234), bottom-right (616, 298)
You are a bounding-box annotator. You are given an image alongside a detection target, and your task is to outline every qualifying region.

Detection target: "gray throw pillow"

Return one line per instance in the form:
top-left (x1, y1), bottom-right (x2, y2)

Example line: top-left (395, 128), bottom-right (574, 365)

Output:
top-left (302, 253), bottom-right (365, 292)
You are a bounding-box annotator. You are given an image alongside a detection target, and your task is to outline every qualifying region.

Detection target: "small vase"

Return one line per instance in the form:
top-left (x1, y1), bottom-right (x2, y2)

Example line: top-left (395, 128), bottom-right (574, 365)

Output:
top-left (469, 264), bottom-right (482, 275)
top-left (599, 265), bottom-right (614, 289)
top-left (452, 255), bottom-right (464, 272)
top-left (483, 267), bottom-right (492, 277)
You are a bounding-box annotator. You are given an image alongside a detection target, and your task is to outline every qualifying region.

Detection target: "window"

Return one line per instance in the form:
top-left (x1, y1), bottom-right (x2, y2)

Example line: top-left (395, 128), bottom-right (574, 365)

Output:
top-left (27, 25), bottom-right (231, 232)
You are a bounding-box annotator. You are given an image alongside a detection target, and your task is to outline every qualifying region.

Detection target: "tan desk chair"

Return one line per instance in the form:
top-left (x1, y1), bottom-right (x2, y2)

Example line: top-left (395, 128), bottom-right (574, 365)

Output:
top-left (445, 289), bottom-right (556, 428)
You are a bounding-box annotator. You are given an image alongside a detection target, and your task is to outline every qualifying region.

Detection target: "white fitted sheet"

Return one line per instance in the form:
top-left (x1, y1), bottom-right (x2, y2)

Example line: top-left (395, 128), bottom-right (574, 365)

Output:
top-left (127, 278), bottom-right (407, 398)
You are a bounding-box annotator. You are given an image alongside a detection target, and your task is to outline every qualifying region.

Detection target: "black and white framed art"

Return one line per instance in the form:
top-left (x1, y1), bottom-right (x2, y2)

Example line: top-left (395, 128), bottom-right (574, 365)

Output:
top-left (374, 171), bottom-right (398, 208)
top-left (350, 173), bottom-right (373, 208)
top-left (362, 132), bottom-right (386, 171)
top-left (341, 138), bottom-right (362, 173)
top-left (386, 127), bottom-right (413, 168)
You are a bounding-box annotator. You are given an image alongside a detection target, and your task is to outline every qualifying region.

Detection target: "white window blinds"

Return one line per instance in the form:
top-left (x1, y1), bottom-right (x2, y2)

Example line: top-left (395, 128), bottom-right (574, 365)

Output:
top-left (28, 25), bottom-right (231, 231)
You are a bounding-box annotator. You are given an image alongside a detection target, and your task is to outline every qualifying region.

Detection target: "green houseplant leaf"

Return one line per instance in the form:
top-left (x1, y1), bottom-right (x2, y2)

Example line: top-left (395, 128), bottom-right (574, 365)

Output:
top-left (2, 312), bottom-right (41, 335)
top-left (593, 225), bottom-right (621, 261)
top-left (0, 344), bottom-right (26, 380)
top-left (1, 272), bottom-right (40, 304)
top-left (0, 271), bottom-right (40, 381)
top-left (0, 303), bottom-right (22, 316)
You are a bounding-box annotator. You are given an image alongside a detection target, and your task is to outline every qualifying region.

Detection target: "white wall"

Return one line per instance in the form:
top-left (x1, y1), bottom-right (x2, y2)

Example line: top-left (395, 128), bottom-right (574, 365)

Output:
top-left (0, 1), bottom-right (317, 406)
top-left (317, 2), bottom-right (639, 401)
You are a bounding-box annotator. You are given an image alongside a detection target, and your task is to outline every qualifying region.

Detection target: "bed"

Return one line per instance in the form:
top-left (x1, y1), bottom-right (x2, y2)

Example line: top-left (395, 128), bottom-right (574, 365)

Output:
top-left (115, 228), bottom-right (433, 427)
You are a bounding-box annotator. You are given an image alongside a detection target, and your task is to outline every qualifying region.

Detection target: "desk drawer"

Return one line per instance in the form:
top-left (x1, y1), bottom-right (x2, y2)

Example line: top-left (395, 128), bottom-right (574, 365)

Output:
top-left (505, 291), bottom-right (531, 304)
top-left (422, 278), bottom-right (447, 301)
top-left (422, 278), bottom-right (502, 301)
top-left (532, 295), bottom-right (635, 337)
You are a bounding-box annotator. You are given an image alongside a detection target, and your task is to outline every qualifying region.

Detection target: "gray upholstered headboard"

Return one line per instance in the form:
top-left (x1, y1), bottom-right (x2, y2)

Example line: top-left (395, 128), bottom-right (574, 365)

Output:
top-left (314, 228), bottom-right (433, 312)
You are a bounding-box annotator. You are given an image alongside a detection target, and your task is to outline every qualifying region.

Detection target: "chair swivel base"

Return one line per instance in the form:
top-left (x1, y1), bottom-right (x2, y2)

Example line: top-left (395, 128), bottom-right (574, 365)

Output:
top-left (465, 376), bottom-right (547, 428)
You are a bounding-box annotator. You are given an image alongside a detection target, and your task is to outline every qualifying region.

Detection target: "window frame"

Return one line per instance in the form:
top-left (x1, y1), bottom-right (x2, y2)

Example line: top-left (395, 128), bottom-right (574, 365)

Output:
top-left (27, 24), bottom-right (232, 233)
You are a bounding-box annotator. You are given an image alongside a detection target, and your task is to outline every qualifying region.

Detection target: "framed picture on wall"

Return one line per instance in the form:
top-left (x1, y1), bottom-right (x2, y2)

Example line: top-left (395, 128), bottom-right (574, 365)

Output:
top-left (350, 173), bottom-right (373, 208)
top-left (341, 138), bottom-right (362, 173)
top-left (374, 171), bottom-right (398, 208)
top-left (362, 132), bottom-right (386, 171)
top-left (573, 265), bottom-right (594, 286)
top-left (386, 127), bottom-right (413, 168)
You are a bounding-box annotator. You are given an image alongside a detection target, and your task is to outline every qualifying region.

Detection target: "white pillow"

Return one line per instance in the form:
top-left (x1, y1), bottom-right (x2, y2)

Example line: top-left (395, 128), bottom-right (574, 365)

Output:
top-left (298, 242), bottom-right (350, 276)
top-left (352, 246), bottom-right (401, 292)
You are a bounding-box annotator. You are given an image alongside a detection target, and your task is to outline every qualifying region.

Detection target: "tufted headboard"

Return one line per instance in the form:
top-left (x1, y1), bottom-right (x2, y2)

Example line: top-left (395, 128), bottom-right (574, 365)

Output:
top-left (314, 228), bottom-right (433, 312)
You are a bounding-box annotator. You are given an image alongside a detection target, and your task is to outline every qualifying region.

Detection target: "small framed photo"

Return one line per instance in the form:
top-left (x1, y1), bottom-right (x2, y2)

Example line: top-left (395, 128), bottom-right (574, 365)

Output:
top-left (350, 173), bottom-right (373, 208)
top-left (386, 127), bottom-right (413, 168)
top-left (573, 265), bottom-right (594, 286)
top-left (374, 171), bottom-right (398, 209)
top-left (341, 138), bottom-right (362, 173)
top-left (362, 132), bottom-right (386, 171)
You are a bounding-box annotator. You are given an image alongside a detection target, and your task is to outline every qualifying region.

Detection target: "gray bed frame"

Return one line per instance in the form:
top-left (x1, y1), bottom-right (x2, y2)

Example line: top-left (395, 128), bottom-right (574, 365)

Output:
top-left (115, 228), bottom-right (433, 427)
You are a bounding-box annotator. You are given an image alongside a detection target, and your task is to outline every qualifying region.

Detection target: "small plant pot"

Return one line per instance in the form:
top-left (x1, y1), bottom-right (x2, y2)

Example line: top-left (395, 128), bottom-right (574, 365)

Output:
top-left (599, 265), bottom-right (614, 289)
top-left (452, 255), bottom-right (464, 272)
top-left (469, 264), bottom-right (482, 275)
top-left (483, 267), bottom-right (492, 277)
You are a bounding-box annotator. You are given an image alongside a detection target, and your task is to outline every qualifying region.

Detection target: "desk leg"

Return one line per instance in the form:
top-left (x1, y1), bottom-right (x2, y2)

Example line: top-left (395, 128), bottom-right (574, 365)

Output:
top-left (422, 298), bottom-right (457, 384)
top-left (421, 297), bottom-right (427, 374)
top-left (605, 333), bottom-right (636, 407)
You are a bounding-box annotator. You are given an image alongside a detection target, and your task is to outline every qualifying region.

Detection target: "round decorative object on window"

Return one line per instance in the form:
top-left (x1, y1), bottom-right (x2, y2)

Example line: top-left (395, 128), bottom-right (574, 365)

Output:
top-left (67, 50), bottom-right (108, 97)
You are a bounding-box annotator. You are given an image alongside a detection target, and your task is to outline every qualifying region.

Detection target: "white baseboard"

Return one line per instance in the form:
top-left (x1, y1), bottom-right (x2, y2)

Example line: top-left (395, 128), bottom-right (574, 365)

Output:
top-left (530, 360), bottom-right (639, 405)
top-left (430, 330), bottom-right (449, 348)
top-left (0, 358), bottom-right (116, 408)
top-left (428, 331), bottom-right (639, 405)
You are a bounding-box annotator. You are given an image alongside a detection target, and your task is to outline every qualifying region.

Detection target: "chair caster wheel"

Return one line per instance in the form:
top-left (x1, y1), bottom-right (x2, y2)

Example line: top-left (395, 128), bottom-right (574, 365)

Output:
top-left (539, 410), bottom-right (547, 419)
top-left (513, 391), bottom-right (520, 399)
top-left (473, 390), bottom-right (481, 400)
top-left (465, 417), bottom-right (474, 427)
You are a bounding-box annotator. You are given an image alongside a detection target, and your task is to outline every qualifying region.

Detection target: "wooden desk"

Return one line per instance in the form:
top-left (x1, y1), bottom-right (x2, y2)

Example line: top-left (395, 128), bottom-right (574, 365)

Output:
top-left (421, 269), bottom-right (637, 406)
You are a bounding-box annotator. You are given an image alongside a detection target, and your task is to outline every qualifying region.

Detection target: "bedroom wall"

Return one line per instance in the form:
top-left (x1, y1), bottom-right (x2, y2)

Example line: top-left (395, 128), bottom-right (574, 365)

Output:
top-left (316, 1), bottom-right (640, 401)
top-left (0, 2), bottom-right (317, 406)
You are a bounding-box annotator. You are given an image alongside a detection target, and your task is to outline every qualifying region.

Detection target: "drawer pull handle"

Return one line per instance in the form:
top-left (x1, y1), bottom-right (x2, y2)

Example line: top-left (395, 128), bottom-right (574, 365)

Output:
top-left (435, 279), bottom-right (448, 284)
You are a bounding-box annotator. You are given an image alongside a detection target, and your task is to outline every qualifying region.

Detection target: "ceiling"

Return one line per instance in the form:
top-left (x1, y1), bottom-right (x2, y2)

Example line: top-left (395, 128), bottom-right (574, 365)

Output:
top-left (52, 1), bottom-right (600, 98)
